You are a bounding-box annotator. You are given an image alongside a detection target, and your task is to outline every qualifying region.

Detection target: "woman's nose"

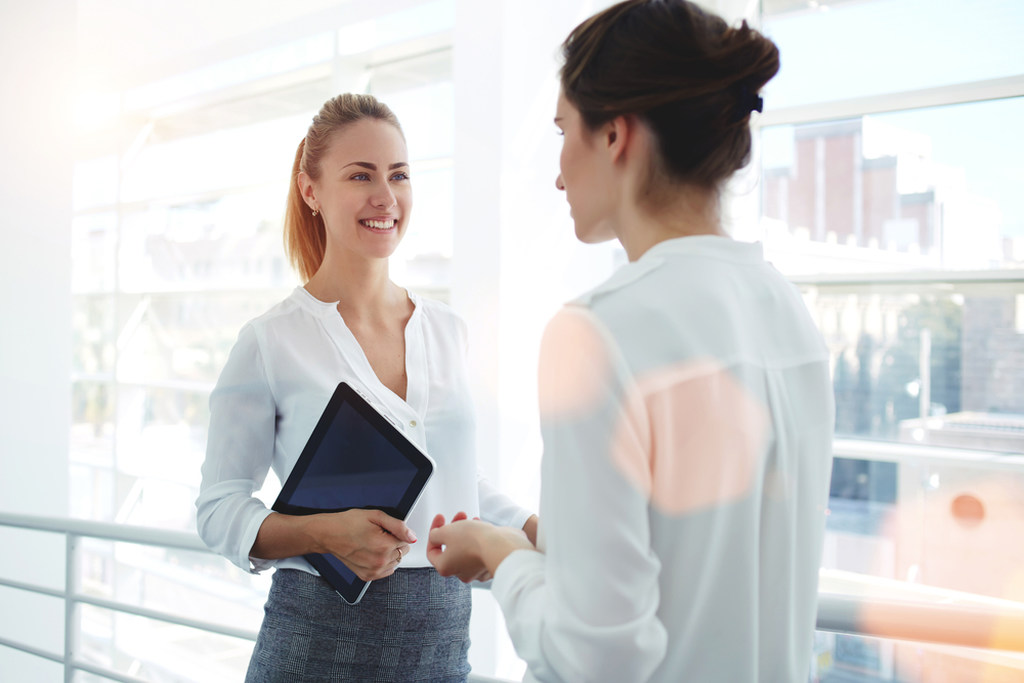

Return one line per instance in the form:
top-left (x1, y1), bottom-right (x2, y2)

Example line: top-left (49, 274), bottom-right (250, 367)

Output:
top-left (555, 173), bottom-right (565, 191)
top-left (372, 182), bottom-right (397, 208)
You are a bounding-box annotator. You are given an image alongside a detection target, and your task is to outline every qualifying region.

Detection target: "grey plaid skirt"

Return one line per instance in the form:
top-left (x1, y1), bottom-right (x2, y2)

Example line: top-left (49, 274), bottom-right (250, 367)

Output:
top-left (245, 567), bottom-right (472, 682)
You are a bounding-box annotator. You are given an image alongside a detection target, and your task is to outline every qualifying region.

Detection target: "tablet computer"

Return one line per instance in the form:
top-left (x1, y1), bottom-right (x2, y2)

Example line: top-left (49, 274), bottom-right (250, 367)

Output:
top-left (271, 381), bottom-right (435, 604)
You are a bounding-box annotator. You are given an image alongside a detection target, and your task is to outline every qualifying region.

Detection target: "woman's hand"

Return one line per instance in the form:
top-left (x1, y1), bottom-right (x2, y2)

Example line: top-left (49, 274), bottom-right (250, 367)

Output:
top-left (251, 509), bottom-right (415, 581)
top-left (311, 508), bottom-right (416, 582)
top-left (427, 512), bottom-right (535, 583)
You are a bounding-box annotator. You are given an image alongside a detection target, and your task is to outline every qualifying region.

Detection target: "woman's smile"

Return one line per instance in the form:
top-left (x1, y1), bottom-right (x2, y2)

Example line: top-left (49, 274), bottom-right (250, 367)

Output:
top-left (360, 217), bottom-right (398, 232)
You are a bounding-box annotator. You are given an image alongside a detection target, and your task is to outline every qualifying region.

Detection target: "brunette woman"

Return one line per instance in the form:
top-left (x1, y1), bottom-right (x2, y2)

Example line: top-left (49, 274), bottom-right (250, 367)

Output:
top-left (428, 3), bottom-right (834, 681)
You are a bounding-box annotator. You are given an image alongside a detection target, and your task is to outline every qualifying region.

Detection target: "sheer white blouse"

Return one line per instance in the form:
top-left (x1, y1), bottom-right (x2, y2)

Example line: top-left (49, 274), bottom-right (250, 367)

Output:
top-left (491, 236), bottom-right (835, 683)
top-left (196, 286), bottom-right (532, 574)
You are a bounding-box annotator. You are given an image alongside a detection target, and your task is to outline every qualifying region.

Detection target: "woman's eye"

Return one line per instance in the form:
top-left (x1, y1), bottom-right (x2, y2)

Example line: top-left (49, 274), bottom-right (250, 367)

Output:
top-left (351, 173), bottom-right (371, 181)
top-left (391, 172), bottom-right (410, 181)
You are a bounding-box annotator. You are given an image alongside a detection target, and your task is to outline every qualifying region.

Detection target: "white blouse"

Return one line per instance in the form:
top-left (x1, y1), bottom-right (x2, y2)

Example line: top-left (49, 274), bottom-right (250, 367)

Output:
top-left (196, 286), bottom-right (532, 574)
top-left (491, 236), bottom-right (835, 683)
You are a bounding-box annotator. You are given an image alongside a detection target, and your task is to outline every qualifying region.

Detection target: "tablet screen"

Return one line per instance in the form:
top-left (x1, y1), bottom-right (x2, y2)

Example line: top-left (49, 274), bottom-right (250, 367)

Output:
top-left (272, 382), bottom-right (434, 603)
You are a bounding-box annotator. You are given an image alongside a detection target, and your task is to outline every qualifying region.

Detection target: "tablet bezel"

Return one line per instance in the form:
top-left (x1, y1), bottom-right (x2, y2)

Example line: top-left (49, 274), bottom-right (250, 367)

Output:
top-left (271, 381), bottom-right (434, 604)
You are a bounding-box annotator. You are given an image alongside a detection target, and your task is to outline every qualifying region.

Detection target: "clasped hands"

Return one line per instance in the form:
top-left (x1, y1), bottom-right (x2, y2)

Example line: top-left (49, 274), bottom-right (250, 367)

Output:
top-left (427, 512), bottom-right (537, 583)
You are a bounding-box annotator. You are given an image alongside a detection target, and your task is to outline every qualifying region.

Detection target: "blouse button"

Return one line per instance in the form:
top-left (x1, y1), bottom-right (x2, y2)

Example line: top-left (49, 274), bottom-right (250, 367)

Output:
top-left (410, 420), bottom-right (418, 427)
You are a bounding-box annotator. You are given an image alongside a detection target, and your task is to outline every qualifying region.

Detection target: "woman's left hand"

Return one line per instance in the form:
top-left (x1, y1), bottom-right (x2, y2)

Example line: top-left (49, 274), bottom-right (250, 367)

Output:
top-left (427, 513), bottom-right (535, 583)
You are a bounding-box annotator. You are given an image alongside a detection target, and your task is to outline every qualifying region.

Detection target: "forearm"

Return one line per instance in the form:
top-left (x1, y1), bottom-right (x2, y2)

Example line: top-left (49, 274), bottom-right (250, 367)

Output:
top-left (250, 512), bottom-right (324, 560)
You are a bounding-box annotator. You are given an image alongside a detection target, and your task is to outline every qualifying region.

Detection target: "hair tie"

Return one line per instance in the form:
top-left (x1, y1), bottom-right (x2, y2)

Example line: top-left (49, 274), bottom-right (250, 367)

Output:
top-left (732, 84), bottom-right (763, 123)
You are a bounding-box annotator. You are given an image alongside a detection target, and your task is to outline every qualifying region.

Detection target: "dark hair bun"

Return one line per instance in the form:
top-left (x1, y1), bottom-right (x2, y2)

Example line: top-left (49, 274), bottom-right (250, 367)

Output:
top-left (561, 0), bottom-right (780, 190)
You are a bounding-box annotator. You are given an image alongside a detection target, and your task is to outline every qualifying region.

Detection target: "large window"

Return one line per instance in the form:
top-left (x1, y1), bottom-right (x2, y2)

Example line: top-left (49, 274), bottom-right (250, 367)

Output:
top-left (761, 0), bottom-right (1024, 680)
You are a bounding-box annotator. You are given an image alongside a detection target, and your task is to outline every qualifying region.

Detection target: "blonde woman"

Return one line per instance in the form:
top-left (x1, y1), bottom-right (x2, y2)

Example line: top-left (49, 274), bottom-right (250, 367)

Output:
top-left (197, 93), bottom-right (536, 682)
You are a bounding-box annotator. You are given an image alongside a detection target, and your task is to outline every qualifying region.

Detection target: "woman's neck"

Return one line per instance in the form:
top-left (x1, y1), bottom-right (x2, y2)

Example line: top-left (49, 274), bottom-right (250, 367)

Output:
top-left (616, 184), bottom-right (726, 261)
top-left (304, 252), bottom-right (403, 322)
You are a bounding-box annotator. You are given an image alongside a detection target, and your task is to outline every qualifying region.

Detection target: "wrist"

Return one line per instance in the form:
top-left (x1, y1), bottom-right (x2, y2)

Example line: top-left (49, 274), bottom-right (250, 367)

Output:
top-left (303, 513), bottom-right (330, 555)
top-left (482, 526), bottom-right (531, 575)
top-left (522, 514), bottom-right (539, 546)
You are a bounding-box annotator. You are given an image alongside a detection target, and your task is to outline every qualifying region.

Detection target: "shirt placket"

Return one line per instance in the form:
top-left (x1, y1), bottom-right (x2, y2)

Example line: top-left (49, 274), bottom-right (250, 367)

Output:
top-left (315, 305), bottom-right (429, 451)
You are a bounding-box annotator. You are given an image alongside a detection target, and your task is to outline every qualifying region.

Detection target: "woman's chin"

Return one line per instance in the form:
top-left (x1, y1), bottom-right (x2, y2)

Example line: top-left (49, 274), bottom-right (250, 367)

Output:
top-left (574, 222), bottom-right (617, 245)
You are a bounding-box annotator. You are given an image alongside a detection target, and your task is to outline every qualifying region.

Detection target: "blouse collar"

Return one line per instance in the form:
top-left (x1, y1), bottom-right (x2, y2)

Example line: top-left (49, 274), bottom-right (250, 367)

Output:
top-left (572, 235), bottom-right (764, 305)
top-left (290, 285), bottom-right (420, 319)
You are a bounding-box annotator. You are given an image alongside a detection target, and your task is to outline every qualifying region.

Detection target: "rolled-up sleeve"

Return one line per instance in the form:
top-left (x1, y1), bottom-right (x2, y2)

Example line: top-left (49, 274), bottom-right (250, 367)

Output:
top-left (477, 475), bottom-right (534, 530)
top-left (195, 323), bottom-right (278, 573)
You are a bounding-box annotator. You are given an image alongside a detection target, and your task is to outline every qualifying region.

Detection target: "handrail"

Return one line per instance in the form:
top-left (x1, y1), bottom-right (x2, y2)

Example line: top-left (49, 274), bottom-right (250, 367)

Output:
top-left (0, 511), bottom-right (209, 551)
top-left (834, 437), bottom-right (1024, 471)
top-left (2, 511), bottom-right (1024, 681)
top-left (817, 569), bottom-right (1024, 654)
top-left (788, 267), bottom-right (1024, 288)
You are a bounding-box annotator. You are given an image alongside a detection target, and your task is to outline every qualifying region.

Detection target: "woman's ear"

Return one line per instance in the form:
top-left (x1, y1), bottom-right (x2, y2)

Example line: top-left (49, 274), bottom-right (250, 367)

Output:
top-left (297, 171), bottom-right (316, 207)
top-left (606, 115), bottom-right (633, 165)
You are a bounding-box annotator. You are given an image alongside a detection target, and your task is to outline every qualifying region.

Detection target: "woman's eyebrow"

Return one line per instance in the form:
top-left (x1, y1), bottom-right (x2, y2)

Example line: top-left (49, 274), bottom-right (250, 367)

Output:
top-left (342, 161), bottom-right (409, 170)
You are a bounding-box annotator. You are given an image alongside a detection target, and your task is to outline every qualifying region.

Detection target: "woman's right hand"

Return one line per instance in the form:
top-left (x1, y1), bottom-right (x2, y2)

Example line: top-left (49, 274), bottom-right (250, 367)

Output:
top-left (312, 508), bottom-right (417, 581)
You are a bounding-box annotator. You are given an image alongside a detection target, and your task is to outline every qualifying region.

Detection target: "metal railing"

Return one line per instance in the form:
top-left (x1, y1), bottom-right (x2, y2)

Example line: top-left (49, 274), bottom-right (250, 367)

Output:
top-left (0, 512), bottom-right (257, 683)
top-left (2, 508), bottom-right (1024, 682)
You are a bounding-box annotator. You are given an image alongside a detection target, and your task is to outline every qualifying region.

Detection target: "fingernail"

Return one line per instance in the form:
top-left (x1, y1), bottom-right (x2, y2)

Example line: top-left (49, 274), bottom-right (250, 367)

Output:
top-left (409, 532), bottom-right (418, 542)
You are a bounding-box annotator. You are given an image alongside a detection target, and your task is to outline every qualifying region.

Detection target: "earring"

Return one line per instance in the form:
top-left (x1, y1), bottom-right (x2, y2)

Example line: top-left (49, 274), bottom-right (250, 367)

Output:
top-left (311, 208), bottom-right (319, 217)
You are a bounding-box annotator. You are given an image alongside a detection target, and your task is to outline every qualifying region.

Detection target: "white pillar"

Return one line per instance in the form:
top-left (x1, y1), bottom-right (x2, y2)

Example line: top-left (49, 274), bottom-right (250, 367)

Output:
top-left (0, 1), bottom-right (74, 517)
top-left (0, 3), bottom-right (75, 679)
